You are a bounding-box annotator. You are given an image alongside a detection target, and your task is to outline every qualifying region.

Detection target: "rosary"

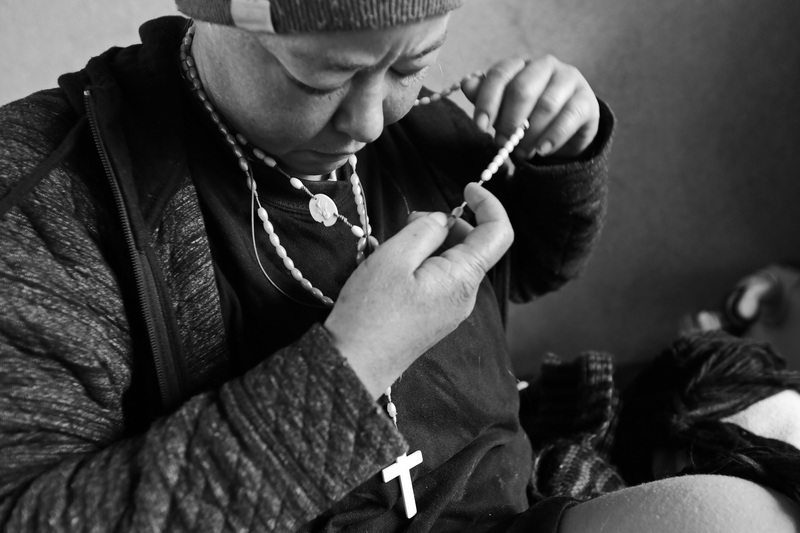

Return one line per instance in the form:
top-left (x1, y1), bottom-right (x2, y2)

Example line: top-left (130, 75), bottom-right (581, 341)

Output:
top-left (180, 23), bottom-right (530, 519)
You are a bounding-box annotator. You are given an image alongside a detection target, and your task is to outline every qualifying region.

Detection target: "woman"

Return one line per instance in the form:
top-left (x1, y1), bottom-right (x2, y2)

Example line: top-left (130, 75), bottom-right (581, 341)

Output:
top-left (0, 0), bottom-right (794, 531)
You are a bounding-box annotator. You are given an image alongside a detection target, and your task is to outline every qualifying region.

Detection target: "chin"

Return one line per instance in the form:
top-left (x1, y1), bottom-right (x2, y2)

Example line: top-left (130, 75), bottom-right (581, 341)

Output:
top-left (280, 155), bottom-right (350, 178)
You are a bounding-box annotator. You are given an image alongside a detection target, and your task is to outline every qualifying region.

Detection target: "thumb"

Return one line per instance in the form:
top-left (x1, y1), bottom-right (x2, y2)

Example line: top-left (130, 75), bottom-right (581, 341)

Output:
top-left (381, 212), bottom-right (450, 270)
top-left (461, 75), bottom-right (482, 106)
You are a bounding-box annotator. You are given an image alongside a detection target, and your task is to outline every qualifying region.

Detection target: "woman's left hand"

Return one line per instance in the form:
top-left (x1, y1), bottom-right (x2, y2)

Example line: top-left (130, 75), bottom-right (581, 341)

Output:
top-left (461, 55), bottom-right (600, 159)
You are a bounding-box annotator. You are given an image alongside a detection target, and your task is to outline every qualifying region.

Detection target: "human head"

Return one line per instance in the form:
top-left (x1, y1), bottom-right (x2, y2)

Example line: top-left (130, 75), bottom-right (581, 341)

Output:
top-left (177, 0), bottom-right (462, 178)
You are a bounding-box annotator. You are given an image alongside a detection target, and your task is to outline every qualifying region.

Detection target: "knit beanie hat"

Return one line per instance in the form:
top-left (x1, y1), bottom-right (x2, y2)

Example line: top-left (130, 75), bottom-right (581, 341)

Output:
top-left (175, 0), bottom-right (464, 34)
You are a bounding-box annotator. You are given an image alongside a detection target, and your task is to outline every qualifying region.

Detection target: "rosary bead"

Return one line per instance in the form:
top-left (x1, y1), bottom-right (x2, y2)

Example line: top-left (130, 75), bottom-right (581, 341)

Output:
top-left (300, 279), bottom-right (313, 291)
top-left (488, 161), bottom-right (499, 174)
top-left (492, 154), bottom-right (505, 167)
top-left (269, 233), bottom-right (280, 247)
top-left (321, 296), bottom-right (334, 306)
top-left (310, 288), bottom-right (324, 299)
top-left (238, 158), bottom-right (249, 172)
top-left (291, 268), bottom-right (303, 280)
top-left (276, 245), bottom-right (287, 259)
top-left (257, 207), bottom-right (268, 222)
top-left (369, 235), bottom-right (380, 249)
top-left (451, 205), bottom-right (465, 219)
top-left (356, 251), bottom-right (365, 264)
top-left (387, 402), bottom-right (398, 418)
top-left (188, 67), bottom-right (198, 79)
top-left (351, 225), bottom-right (365, 238)
top-left (503, 140), bottom-right (516, 153)
top-left (192, 78), bottom-right (202, 90)
top-left (358, 237), bottom-right (367, 251)
top-left (283, 256), bottom-right (295, 270)
top-left (289, 177), bottom-right (304, 190)
top-left (233, 145), bottom-right (244, 158)
top-left (236, 133), bottom-right (247, 145)
top-left (356, 204), bottom-right (366, 216)
top-left (185, 55), bottom-right (194, 68)
top-left (419, 96), bottom-right (431, 106)
top-left (247, 178), bottom-right (257, 191)
top-left (197, 89), bottom-right (207, 101)
top-left (481, 169), bottom-right (493, 182)
top-left (262, 220), bottom-right (274, 234)
top-left (204, 101), bottom-right (214, 113)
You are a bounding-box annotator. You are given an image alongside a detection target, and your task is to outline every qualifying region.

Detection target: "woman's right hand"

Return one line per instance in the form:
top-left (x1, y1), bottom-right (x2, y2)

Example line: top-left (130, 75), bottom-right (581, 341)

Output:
top-left (323, 182), bottom-right (514, 399)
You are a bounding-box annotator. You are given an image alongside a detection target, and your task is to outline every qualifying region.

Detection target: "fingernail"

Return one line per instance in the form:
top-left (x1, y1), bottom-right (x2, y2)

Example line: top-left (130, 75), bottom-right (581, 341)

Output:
top-left (475, 112), bottom-right (490, 132)
top-left (536, 140), bottom-right (553, 156)
top-left (427, 212), bottom-right (448, 227)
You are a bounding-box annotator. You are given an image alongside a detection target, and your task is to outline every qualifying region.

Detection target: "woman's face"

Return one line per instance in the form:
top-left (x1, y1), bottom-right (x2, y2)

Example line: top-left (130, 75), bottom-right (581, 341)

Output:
top-left (193, 15), bottom-right (450, 178)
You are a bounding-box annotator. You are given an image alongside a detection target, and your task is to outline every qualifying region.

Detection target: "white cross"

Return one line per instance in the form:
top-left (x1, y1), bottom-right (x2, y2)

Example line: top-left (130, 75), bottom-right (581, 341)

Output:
top-left (381, 450), bottom-right (423, 518)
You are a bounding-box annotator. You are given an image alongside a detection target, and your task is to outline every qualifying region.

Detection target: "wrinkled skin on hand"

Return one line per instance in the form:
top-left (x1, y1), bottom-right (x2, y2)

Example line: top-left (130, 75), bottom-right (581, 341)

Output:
top-left (324, 183), bottom-right (513, 399)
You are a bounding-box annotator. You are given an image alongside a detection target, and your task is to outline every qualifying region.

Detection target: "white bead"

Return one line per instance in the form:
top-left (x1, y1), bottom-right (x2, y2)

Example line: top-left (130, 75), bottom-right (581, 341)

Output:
top-left (504, 140), bottom-right (516, 153)
top-left (253, 148), bottom-right (266, 160)
top-left (481, 169), bottom-right (493, 181)
top-left (488, 162), bottom-right (499, 174)
top-left (451, 205), bottom-right (464, 218)
top-left (357, 204), bottom-right (365, 216)
top-left (233, 145), bottom-right (243, 158)
top-left (300, 279), bottom-right (313, 291)
top-left (276, 245), bottom-right (287, 259)
top-left (358, 237), bottom-right (367, 251)
top-left (499, 148), bottom-right (509, 159)
top-left (351, 225), bottom-right (365, 238)
top-left (269, 233), bottom-right (280, 247)
top-left (291, 268), bottom-right (303, 280)
top-left (493, 155), bottom-right (506, 167)
top-left (522, 119), bottom-right (530, 130)
top-left (419, 96), bottom-right (431, 105)
top-left (322, 296), bottom-right (334, 306)
top-left (238, 158), bottom-right (249, 172)
top-left (387, 402), bottom-right (398, 418)
top-left (350, 174), bottom-right (360, 186)
top-left (283, 256), bottom-right (294, 270)
top-left (197, 89), bottom-right (207, 101)
top-left (431, 93), bottom-right (442, 102)
top-left (263, 155), bottom-right (277, 168)
top-left (369, 235), bottom-right (379, 249)
top-left (257, 207), bottom-right (269, 222)
top-left (248, 178), bottom-right (257, 191)
top-left (289, 177), bottom-right (304, 190)
top-left (356, 251), bottom-right (365, 264)
top-left (219, 124), bottom-right (229, 136)
top-left (236, 134), bottom-right (247, 145)
top-left (385, 386), bottom-right (392, 397)
top-left (354, 193), bottom-right (364, 205)
top-left (509, 132), bottom-right (522, 145)
top-left (311, 288), bottom-right (323, 299)
top-left (262, 220), bottom-right (274, 234)
top-left (349, 154), bottom-right (358, 167)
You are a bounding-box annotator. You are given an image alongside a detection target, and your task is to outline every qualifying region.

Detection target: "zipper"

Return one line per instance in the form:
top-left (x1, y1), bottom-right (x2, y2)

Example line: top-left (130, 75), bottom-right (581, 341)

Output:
top-left (83, 89), bottom-right (181, 411)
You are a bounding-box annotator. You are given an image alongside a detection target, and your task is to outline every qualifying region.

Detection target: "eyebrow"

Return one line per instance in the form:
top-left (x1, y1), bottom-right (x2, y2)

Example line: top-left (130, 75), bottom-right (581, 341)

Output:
top-left (319, 32), bottom-right (449, 72)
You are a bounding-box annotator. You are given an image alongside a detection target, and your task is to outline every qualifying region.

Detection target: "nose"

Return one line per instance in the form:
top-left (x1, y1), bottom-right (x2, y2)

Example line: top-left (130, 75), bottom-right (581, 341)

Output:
top-left (333, 76), bottom-right (386, 144)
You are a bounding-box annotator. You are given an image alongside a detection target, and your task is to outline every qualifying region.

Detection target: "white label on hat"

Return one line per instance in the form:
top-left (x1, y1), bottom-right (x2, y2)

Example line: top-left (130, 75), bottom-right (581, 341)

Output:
top-left (231, 0), bottom-right (275, 33)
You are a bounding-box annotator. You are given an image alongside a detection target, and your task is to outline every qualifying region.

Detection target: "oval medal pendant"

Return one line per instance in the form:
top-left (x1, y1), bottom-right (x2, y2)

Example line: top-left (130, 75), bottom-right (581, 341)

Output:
top-left (309, 194), bottom-right (338, 227)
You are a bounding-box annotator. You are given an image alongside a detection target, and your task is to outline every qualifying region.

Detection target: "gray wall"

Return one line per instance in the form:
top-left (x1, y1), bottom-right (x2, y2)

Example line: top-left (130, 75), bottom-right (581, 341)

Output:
top-left (3, 1), bottom-right (800, 376)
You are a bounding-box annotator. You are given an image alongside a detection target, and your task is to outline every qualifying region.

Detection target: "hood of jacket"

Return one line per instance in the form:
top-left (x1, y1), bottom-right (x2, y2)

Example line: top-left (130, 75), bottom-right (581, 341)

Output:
top-left (58, 16), bottom-right (193, 228)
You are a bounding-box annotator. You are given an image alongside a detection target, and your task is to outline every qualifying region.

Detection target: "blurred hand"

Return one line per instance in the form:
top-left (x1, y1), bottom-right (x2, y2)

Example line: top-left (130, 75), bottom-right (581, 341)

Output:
top-left (462, 55), bottom-right (600, 159)
top-left (324, 183), bottom-right (513, 399)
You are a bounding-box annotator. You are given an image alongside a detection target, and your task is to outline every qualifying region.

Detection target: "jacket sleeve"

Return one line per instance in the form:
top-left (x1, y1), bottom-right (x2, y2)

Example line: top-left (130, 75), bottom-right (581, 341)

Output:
top-left (0, 92), bottom-right (406, 531)
top-left (504, 100), bottom-right (614, 302)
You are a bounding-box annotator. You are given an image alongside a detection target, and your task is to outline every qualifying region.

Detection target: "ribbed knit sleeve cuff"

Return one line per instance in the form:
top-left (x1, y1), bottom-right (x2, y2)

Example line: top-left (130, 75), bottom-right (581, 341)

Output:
top-left (222, 323), bottom-right (408, 522)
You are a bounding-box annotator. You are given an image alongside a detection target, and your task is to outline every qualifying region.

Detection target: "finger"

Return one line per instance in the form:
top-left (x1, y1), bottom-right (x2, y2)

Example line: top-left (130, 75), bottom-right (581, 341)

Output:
top-left (381, 211), bottom-right (449, 270)
top-left (439, 183), bottom-right (513, 275)
top-left (493, 55), bottom-right (556, 147)
top-left (531, 88), bottom-right (600, 157)
top-left (409, 210), bottom-right (476, 253)
top-left (520, 64), bottom-right (595, 157)
top-left (472, 57), bottom-right (529, 133)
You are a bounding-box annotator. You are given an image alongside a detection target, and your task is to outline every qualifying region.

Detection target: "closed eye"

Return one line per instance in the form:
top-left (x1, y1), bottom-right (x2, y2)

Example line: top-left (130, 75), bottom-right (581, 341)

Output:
top-left (392, 66), bottom-right (431, 87)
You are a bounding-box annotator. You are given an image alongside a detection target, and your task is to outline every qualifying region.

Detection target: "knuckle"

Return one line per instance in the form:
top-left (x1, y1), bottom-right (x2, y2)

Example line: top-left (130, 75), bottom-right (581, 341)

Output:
top-left (535, 94), bottom-right (561, 115)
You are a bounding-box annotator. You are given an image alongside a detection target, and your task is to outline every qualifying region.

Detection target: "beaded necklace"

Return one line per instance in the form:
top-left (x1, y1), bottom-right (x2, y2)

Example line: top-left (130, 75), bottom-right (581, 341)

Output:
top-left (180, 24), bottom-right (528, 307)
top-left (181, 22), bottom-right (531, 519)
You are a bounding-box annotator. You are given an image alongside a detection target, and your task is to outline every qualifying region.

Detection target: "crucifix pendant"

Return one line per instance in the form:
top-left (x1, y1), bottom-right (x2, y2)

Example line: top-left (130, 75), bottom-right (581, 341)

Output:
top-left (382, 450), bottom-right (423, 518)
